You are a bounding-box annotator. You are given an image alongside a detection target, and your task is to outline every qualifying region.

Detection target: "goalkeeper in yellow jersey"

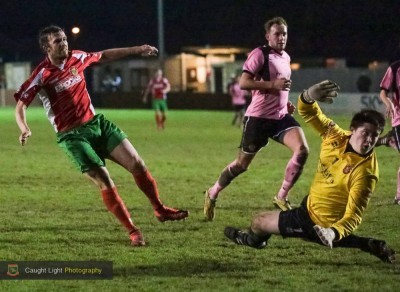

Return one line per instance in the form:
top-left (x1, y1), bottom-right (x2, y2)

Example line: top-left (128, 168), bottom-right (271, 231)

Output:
top-left (224, 80), bottom-right (396, 263)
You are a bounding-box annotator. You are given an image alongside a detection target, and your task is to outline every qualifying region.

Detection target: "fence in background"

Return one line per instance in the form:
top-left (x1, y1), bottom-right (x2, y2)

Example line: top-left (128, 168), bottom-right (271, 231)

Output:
top-left (2, 89), bottom-right (384, 115)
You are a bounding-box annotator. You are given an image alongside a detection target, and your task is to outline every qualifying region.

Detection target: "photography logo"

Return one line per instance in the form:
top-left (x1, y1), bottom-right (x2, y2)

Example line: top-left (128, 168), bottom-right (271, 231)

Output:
top-left (1, 261), bottom-right (113, 280)
top-left (6, 264), bottom-right (19, 277)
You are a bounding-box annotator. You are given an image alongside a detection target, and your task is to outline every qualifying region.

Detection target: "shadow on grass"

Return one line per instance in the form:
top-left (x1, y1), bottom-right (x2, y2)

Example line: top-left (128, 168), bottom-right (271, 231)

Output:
top-left (113, 258), bottom-right (256, 278)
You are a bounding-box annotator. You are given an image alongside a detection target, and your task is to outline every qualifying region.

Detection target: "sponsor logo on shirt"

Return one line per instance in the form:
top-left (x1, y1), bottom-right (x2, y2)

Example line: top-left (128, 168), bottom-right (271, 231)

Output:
top-left (318, 161), bottom-right (334, 183)
top-left (54, 75), bottom-right (82, 93)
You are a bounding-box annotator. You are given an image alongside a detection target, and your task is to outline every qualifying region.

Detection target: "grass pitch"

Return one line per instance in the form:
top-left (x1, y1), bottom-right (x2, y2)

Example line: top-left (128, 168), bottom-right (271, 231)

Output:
top-left (0, 107), bottom-right (399, 291)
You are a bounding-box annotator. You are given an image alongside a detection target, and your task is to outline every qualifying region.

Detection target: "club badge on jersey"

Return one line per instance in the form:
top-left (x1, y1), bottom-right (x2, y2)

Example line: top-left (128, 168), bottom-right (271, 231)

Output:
top-left (70, 67), bottom-right (78, 76)
top-left (343, 164), bottom-right (353, 174)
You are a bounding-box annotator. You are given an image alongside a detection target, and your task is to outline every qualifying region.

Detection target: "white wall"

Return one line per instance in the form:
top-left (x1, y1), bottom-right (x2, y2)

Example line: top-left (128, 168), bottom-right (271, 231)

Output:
top-left (5, 62), bottom-right (31, 90)
top-left (290, 68), bottom-right (386, 93)
top-left (289, 92), bottom-right (385, 115)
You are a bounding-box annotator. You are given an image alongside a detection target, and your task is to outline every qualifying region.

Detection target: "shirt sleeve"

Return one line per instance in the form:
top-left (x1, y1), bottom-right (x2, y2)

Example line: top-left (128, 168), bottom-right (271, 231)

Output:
top-left (297, 93), bottom-right (338, 137)
top-left (380, 66), bottom-right (393, 91)
top-left (163, 78), bottom-right (170, 87)
top-left (242, 48), bottom-right (264, 77)
top-left (14, 67), bottom-right (44, 107)
top-left (331, 171), bottom-right (377, 239)
top-left (72, 50), bottom-right (102, 69)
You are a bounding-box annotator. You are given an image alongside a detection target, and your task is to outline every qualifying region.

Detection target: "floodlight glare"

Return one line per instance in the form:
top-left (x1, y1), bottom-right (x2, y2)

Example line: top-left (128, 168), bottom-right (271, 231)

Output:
top-left (72, 27), bottom-right (80, 34)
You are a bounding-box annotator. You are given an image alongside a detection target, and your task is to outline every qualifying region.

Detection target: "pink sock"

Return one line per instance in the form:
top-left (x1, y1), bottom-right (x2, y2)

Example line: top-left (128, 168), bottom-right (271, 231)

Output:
top-left (208, 161), bottom-right (243, 200)
top-left (277, 158), bottom-right (303, 200)
top-left (277, 180), bottom-right (292, 200)
top-left (208, 182), bottom-right (223, 200)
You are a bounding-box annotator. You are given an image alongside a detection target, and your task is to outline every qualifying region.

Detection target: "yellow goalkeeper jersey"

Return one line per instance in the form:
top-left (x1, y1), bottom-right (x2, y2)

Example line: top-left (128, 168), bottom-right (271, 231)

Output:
top-left (297, 96), bottom-right (378, 240)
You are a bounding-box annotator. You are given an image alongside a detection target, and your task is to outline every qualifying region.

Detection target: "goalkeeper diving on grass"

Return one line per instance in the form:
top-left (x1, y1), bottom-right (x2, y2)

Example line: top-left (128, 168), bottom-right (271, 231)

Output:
top-left (224, 80), bottom-right (396, 263)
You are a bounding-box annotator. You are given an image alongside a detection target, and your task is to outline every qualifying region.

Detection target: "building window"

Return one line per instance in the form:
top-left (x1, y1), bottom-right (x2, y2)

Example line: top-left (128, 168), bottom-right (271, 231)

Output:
top-left (186, 68), bottom-right (197, 83)
top-left (130, 68), bottom-right (149, 90)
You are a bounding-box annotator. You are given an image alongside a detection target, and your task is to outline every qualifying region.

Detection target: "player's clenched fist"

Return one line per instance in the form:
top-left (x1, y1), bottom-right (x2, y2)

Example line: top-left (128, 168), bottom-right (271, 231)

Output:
top-left (140, 45), bottom-right (158, 57)
top-left (272, 78), bottom-right (292, 91)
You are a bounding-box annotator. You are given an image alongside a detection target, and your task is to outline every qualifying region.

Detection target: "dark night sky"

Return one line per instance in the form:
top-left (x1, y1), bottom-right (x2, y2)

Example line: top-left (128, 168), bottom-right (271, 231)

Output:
top-left (1, 0), bottom-right (400, 66)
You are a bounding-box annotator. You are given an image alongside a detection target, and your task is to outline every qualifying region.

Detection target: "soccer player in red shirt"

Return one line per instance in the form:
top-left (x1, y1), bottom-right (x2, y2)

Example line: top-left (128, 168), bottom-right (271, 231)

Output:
top-left (14, 25), bottom-right (188, 247)
top-left (142, 69), bottom-right (170, 130)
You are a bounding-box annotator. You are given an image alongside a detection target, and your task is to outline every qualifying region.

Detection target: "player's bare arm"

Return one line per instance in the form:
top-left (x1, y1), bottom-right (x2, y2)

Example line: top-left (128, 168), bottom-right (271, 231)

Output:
top-left (100, 45), bottom-right (158, 63)
top-left (163, 82), bottom-right (171, 94)
top-left (379, 89), bottom-right (395, 119)
top-left (142, 83), bottom-right (151, 103)
top-left (239, 72), bottom-right (291, 92)
top-left (15, 100), bottom-right (31, 146)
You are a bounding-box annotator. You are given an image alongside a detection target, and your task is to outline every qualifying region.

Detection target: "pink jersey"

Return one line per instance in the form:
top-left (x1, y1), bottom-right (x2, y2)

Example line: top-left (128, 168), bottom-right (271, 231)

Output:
top-left (148, 77), bottom-right (169, 99)
top-left (243, 46), bottom-right (291, 119)
top-left (380, 60), bottom-right (400, 127)
top-left (14, 50), bottom-right (101, 132)
top-left (229, 82), bottom-right (247, 106)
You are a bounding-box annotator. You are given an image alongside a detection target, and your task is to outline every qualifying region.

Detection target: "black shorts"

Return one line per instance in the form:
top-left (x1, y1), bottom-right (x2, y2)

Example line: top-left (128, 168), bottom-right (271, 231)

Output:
top-left (278, 196), bottom-right (319, 241)
top-left (239, 115), bottom-right (301, 153)
top-left (279, 197), bottom-right (374, 249)
top-left (391, 125), bottom-right (400, 152)
top-left (233, 104), bottom-right (246, 112)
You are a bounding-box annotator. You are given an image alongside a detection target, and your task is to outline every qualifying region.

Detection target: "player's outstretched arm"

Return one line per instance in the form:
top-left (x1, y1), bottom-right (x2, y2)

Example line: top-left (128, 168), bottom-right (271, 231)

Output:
top-left (15, 100), bottom-right (31, 146)
top-left (380, 89), bottom-right (395, 119)
top-left (303, 80), bottom-right (340, 104)
top-left (100, 45), bottom-right (158, 63)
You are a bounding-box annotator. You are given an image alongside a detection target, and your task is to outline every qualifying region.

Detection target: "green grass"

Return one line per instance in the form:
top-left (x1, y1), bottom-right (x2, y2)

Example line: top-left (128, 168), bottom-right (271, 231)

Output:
top-left (1, 107), bottom-right (399, 291)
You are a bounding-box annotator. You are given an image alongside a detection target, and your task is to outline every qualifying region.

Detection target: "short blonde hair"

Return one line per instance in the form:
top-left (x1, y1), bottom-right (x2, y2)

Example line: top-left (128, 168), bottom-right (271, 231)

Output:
top-left (264, 17), bottom-right (288, 32)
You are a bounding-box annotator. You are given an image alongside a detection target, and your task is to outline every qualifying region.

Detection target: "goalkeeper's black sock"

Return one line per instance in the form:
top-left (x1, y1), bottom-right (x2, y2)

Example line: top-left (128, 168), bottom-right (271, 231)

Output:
top-left (247, 230), bottom-right (271, 246)
top-left (376, 130), bottom-right (393, 147)
top-left (376, 136), bottom-right (388, 147)
top-left (225, 227), bottom-right (269, 249)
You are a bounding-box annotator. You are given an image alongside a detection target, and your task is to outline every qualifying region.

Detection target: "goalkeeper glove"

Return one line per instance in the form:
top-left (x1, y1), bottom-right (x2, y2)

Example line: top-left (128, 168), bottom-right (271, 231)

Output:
top-left (313, 225), bottom-right (336, 248)
top-left (303, 80), bottom-right (340, 104)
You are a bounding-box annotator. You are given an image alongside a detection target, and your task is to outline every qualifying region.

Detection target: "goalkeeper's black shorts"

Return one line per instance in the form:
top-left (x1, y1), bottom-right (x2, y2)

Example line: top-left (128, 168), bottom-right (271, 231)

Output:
top-left (278, 196), bottom-right (320, 242)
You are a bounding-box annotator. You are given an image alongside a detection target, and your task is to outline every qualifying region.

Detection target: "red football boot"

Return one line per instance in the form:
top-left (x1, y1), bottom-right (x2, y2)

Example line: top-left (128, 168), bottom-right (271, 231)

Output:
top-left (154, 206), bottom-right (189, 222)
top-left (129, 229), bottom-right (145, 247)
